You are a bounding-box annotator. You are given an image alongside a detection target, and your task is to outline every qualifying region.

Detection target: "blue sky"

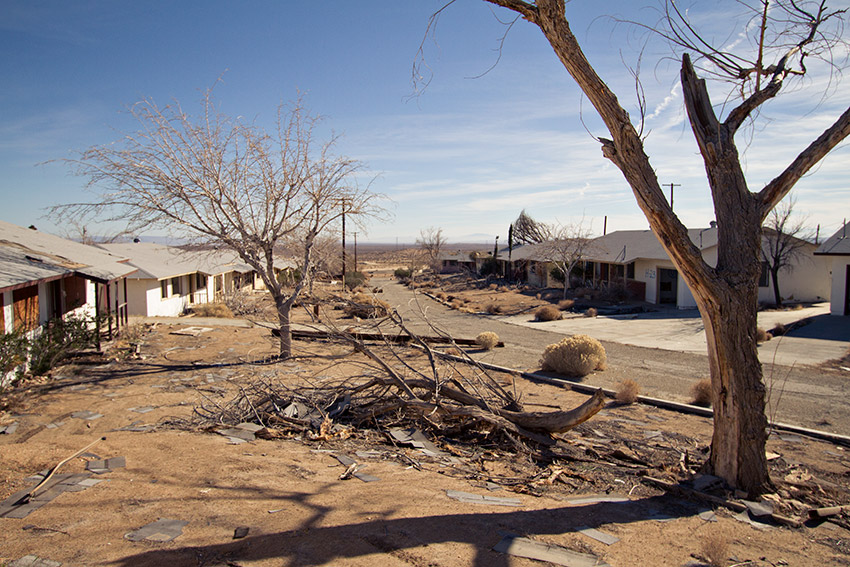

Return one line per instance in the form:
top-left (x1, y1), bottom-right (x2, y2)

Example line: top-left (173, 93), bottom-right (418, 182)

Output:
top-left (2, 1), bottom-right (848, 244)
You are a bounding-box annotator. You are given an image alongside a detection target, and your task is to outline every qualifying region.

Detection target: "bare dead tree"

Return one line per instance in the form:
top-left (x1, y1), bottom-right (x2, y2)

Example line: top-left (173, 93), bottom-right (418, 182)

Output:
top-left (536, 220), bottom-right (596, 298)
top-left (512, 209), bottom-right (552, 245)
top-left (50, 89), bottom-right (383, 358)
top-left (761, 197), bottom-right (812, 307)
top-left (432, 0), bottom-right (850, 496)
top-left (416, 226), bottom-right (449, 272)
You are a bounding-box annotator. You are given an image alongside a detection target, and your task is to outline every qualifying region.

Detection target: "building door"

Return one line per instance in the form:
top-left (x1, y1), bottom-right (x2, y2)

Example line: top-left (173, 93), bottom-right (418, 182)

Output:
top-left (658, 268), bottom-right (678, 305)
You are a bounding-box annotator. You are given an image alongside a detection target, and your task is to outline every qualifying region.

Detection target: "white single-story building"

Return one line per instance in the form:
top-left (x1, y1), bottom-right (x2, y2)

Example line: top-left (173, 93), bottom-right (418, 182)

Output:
top-left (98, 242), bottom-right (218, 317)
top-left (0, 221), bottom-right (137, 382)
top-left (815, 222), bottom-right (850, 316)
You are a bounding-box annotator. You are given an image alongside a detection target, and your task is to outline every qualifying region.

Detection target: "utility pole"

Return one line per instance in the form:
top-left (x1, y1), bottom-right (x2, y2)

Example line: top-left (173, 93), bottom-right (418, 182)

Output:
top-left (335, 198), bottom-right (351, 279)
top-left (664, 183), bottom-right (681, 210)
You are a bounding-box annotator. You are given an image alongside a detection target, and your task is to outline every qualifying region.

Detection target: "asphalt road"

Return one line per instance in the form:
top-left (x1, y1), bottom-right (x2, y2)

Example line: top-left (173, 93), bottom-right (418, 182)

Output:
top-left (374, 277), bottom-right (850, 436)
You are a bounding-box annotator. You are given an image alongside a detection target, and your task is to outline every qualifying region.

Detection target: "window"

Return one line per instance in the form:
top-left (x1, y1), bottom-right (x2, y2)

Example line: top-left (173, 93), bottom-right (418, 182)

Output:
top-left (171, 277), bottom-right (181, 296)
top-left (196, 273), bottom-right (207, 288)
top-left (626, 262), bottom-right (635, 280)
top-left (758, 262), bottom-right (770, 288)
top-left (161, 280), bottom-right (168, 299)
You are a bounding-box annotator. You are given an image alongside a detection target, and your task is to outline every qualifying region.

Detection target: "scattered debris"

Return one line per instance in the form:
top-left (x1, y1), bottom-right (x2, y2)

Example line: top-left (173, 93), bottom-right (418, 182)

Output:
top-left (170, 326), bottom-right (213, 337)
top-left (124, 518), bottom-right (189, 542)
top-left (576, 526), bottom-right (620, 546)
top-left (128, 406), bottom-right (155, 414)
top-left (445, 490), bottom-right (521, 507)
top-left (8, 555), bottom-right (62, 567)
top-left (70, 410), bottom-right (102, 421)
top-left (333, 453), bottom-right (380, 482)
top-left (217, 422), bottom-right (264, 443)
top-left (492, 534), bottom-right (609, 567)
top-left (0, 421), bottom-right (19, 434)
top-left (233, 526), bottom-right (250, 539)
top-left (86, 456), bottom-right (126, 474)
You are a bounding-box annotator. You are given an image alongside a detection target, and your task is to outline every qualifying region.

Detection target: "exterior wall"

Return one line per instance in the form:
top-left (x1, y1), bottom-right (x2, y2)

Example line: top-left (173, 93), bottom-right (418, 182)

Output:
top-left (758, 253), bottom-right (831, 305)
top-left (2, 291), bottom-right (11, 333)
top-left (826, 256), bottom-right (850, 315)
top-left (127, 273), bottom-right (213, 317)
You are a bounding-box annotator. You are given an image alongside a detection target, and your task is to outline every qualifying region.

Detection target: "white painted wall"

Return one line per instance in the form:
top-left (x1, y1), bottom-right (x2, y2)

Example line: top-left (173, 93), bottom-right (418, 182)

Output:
top-left (758, 253), bottom-right (831, 305)
top-left (826, 256), bottom-right (850, 316)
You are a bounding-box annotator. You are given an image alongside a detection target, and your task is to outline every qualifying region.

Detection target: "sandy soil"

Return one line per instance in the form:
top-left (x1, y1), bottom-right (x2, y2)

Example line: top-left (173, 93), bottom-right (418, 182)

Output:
top-left (2, 316), bottom-right (850, 567)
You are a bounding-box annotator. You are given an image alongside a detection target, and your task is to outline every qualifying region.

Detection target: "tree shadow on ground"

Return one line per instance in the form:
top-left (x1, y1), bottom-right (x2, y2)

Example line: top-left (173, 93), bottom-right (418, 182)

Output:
top-left (114, 494), bottom-right (704, 567)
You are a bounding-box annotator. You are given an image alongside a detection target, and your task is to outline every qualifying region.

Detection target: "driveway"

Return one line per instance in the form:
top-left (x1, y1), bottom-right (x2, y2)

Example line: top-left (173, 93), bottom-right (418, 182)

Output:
top-left (375, 278), bottom-right (850, 435)
top-left (498, 303), bottom-right (849, 368)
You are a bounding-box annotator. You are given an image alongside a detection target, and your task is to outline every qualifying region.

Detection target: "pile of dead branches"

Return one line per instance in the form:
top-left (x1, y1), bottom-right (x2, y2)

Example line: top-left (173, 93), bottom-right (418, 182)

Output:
top-left (195, 306), bottom-right (605, 458)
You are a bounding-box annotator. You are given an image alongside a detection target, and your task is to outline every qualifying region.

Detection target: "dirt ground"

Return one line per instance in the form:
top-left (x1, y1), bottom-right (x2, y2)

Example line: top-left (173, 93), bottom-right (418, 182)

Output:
top-left (2, 312), bottom-right (850, 567)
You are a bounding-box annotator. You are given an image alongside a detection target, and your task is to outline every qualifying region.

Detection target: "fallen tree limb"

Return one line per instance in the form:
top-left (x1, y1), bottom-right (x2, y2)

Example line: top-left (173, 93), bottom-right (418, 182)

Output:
top-left (282, 328), bottom-right (505, 348)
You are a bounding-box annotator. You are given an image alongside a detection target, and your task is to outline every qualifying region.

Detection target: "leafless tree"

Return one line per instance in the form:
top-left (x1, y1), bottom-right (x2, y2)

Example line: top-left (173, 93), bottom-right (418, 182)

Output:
top-left (761, 197), bottom-right (812, 307)
top-left (417, 226), bottom-right (448, 272)
top-left (433, 0), bottom-right (850, 495)
top-left (512, 209), bottom-right (552, 245)
top-left (537, 221), bottom-right (595, 298)
top-left (50, 89), bottom-right (383, 358)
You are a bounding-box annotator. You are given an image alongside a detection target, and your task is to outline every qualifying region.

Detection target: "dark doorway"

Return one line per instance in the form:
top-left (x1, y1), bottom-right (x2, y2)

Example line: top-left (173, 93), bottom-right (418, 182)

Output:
top-left (658, 268), bottom-right (678, 305)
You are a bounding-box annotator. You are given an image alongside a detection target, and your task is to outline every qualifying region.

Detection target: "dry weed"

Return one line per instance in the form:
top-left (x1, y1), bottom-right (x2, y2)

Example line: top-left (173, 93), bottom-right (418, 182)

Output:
top-left (486, 303), bottom-right (503, 315)
top-left (756, 327), bottom-right (772, 343)
top-left (584, 307), bottom-right (598, 318)
top-left (691, 378), bottom-right (713, 407)
top-left (489, 283), bottom-right (498, 290)
top-left (191, 302), bottom-right (234, 318)
top-left (475, 332), bottom-right (500, 350)
top-left (700, 531), bottom-right (729, 567)
top-left (344, 293), bottom-right (390, 319)
top-left (616, 379), bottom-right (640, 404)
top-left (541, 334), bottom-right (607, 377)
top-left (558, 299), bottom-right (575, 311)
top-left (534, 305), bottom-right (562, 322)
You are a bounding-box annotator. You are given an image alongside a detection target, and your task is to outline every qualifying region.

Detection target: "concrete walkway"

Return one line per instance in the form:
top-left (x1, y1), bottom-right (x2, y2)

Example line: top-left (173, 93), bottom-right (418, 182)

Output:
top-left (498, 302), bottom-right (849, 367)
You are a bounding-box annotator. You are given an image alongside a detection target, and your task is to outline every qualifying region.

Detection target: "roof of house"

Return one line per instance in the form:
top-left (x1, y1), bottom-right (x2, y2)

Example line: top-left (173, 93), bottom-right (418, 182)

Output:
top-left (97, 242), bottom-right (212, 280)
top-left (815, 223), bottom-right (850, 256)
top-left (502, 228), bottom-right (718, 265)
top-left (585, 228), bottom-right (718, 264)
top-left (0, 220), bottom-right (137, 290)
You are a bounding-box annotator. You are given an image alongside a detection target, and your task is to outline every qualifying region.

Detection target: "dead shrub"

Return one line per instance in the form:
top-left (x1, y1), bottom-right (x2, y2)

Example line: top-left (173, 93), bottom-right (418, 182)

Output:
top-left (691, 378), bottom-right (713, 407)
top-left (343, 293), bottom-right (390, 319)
top-left (191, 302), bottom-right (234, 318)
top-left (475, 331), bottom-right (500, 350)
top-left (534, 305), bottom-right (562, 322)
top-left (489, 283), bottom-right (498, 290)
top-left (486, 303), bottom-right (503, 315)
top-left (700, 531), bottom-right (729, 567)
top-left (756, 327), bottom-right (772, 343)
top-left (616, 379), bottom-right (640, 405)
top-left (540, 334), bottom-right (607, 377)
top-left (445, 347), bottom-right (462, 356)
top-left (584, 307), bottom-right (598, 318)
top-left (435, 292), bottom-right (447, 301)
top-left (450, 299), bottom-right (464, 310)
top-left (497, 286), bottom-right (508, 292)
top-left (772, 322), bottom-right (786, 336)
top-left (558, 299), bottom-right (575, 311)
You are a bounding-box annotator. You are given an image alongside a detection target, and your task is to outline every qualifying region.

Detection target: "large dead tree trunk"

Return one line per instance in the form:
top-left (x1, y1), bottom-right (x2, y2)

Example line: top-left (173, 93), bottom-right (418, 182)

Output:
top-left (482, 0), bottom-right (850, 496)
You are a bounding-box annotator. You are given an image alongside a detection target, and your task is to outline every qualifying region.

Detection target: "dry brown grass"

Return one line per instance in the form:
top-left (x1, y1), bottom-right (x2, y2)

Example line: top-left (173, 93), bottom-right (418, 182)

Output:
top-left (486, 303), bottom-right (503, 315)
top-left (488, 283), bottom-right (499, 290)
top-left (557, 299), bottom-right (575, 311)
top-left (756, 327), bottom-right (772, 343)
top-left (475, 332), bottom-right (500, 350)
top-left (584, 307), bottom-right (598, 318)
top-left (700, 531), bottom-right (729, 567)
top-left (691, 378), bottom-right (713, 407)
top-left (541, 334), bottom-right (607, 377)
top-left (615, 379), bottom-right (640, 405)
top-left (191, 303), bottom-right (234, 318)
top-left (534, 305), bottom-right (562, 322)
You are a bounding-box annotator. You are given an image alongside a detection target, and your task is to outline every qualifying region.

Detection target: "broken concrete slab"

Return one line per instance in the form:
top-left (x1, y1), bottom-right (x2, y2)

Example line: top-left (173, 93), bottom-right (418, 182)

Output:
top-left (564, 493), bottom-right (630, 505)
top-left (125, 518), bottom-right (189, 542)
top-left (8, 555), bottom-right (62, 567)
top-left (170, 326), bottom-right (213, 337)
top-left (446, 490), bottom-right (521, 507)
top-left (0, 421), bottom-right (19, 435)
top-left (86, 456), bottom-right (126, 474)
top-left (576, 526), bottom-right (620, 546)
top-left (128, 406), bottom-right (155, 414)
top-left (0, 472), bottom-right (96, 519)
top-left (71, 410), bottom-right (103, 421)
top-left (742, 499), bottom-right (774, 517)
top-left (493, 534), bottom-right (609, 567)
top-left (217, 422), bottom-right (263, 443)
